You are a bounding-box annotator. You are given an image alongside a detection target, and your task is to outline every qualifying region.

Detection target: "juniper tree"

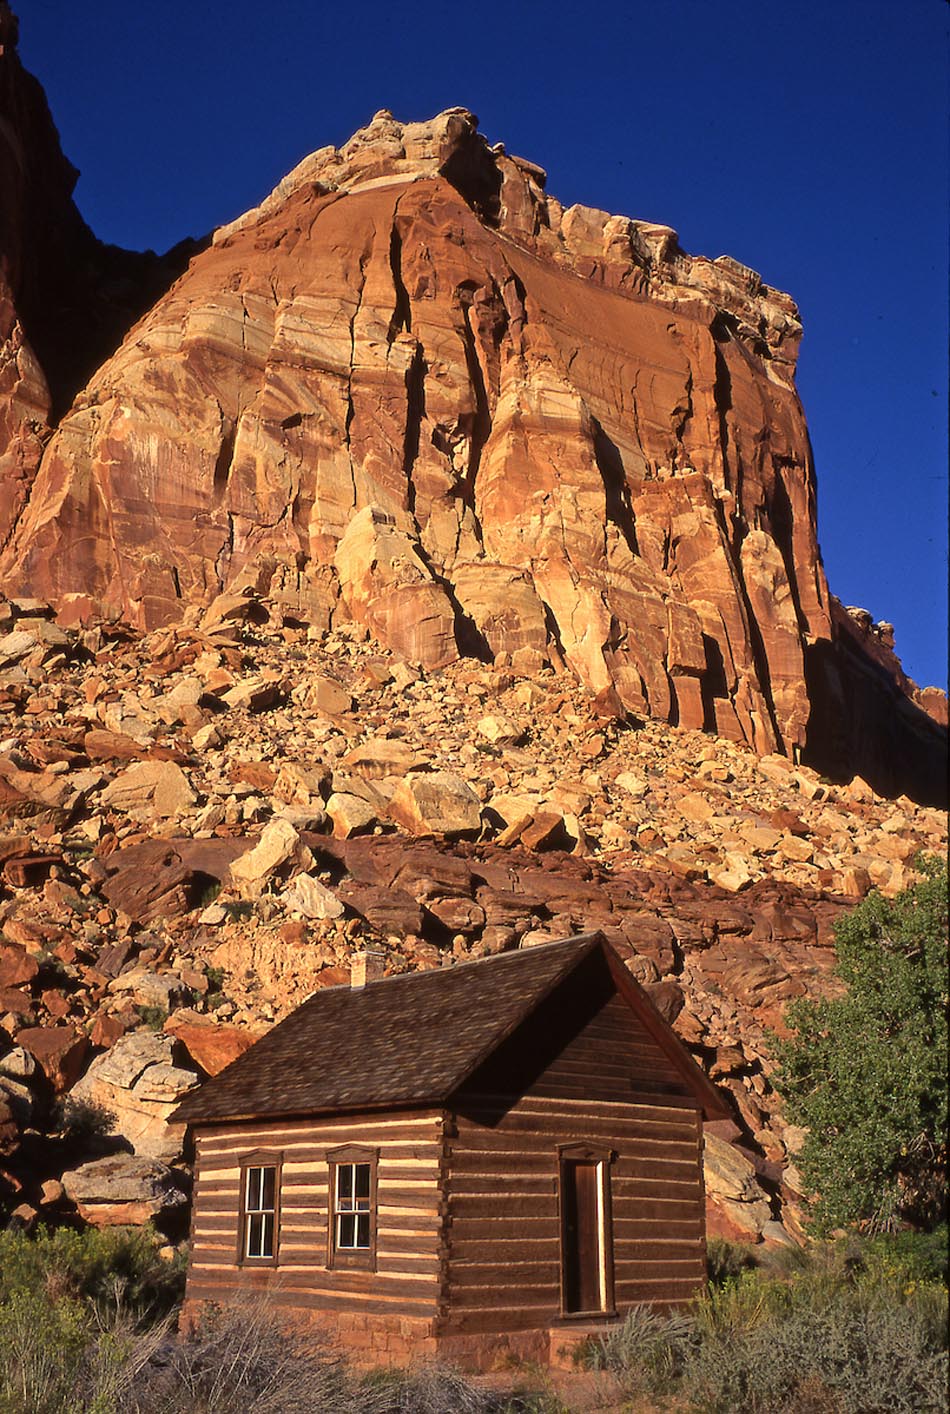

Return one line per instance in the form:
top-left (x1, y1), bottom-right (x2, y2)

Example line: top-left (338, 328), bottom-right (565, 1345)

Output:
top-left (776, 857), bottom-right (948, 1232)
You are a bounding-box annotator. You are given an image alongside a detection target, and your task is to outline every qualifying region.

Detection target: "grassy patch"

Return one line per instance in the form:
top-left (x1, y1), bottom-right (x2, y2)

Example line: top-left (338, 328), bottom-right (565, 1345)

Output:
top-left (0, 1233), bottom-right (553, 1413)
top-left (588, 1231), bottom-right (948, 1413)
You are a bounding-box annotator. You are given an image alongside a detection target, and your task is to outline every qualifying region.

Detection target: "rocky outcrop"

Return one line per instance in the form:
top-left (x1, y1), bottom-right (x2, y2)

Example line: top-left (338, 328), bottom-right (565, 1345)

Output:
top-left (0, 2), bottom-right (198, 545)
top-left (1, 86), bottom-right (941, 796)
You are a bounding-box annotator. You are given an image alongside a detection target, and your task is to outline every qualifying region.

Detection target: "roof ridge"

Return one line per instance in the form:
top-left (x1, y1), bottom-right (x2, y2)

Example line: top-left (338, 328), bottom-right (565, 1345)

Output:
top-left (303, 930), bottom-right (603, 1000)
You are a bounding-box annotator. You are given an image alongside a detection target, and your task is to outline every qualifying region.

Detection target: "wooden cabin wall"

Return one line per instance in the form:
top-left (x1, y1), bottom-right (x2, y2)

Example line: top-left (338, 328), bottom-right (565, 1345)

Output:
top-left (187, 1108), bottom-right (444, 1357)
top-left (438, 961), bottom-right (707, 1344)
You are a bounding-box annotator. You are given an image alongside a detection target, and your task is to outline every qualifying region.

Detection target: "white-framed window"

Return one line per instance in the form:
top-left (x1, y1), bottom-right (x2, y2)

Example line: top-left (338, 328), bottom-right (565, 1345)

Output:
top-left (335, 1161), bottom-right (372, 1248)
top-left (240, 1160), bottom-right (279, 1262)
top-left (327, 1145), bottom-right (378, 1268)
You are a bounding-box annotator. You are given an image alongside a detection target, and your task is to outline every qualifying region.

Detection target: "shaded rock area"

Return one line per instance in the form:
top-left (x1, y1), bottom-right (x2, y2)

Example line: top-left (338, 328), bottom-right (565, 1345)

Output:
top-left (0, 598), bottom-right (944, 1244)
top-left (0, 38), bottom-right (943, 801)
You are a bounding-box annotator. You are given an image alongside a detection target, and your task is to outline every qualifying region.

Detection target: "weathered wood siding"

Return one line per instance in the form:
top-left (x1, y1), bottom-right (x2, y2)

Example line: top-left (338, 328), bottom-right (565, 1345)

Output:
top-left (188, 1108), bottom-right (444, 1321)
top-left (439, 953), bottom-right (706, 1335)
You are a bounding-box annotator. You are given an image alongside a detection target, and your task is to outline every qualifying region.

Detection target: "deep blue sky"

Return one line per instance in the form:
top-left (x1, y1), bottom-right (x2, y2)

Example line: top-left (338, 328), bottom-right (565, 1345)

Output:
top-left (19, 0), bottom-right (948, 690)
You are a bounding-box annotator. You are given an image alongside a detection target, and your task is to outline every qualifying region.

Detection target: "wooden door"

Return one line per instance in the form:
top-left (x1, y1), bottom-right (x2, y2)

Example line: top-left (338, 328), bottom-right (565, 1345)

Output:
top-left (561, 1159), bottom-right (604, 1313)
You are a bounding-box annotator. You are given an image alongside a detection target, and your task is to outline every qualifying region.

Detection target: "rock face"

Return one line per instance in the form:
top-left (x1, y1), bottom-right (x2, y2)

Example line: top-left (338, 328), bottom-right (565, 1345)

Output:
top-left (0, 2), bottom-right (198, 555)
top-left (0, 77), bottom-right (943, 798)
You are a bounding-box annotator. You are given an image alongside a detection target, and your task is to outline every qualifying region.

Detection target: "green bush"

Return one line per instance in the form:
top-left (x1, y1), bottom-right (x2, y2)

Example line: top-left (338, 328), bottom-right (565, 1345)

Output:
top-left (583, 1236), bottom-right (948, 1412)
top-left (775, 857), bottom-right (948, 1232)
top-left (0, 1288), bottom-right (166, 1414)
top-left (588, 1302), bottom-right (697, 1398)
top-left (685, 1298), bottom-right (948, 1413)
top-left (136, 1005), bottom-right (169, 1031)
top-left (705, 1236), bottom-right (759, 1287)
top-left (0, 1225), bottom-right (185, 1322)
top-left (52, 1096), bottom-right (117, 1143)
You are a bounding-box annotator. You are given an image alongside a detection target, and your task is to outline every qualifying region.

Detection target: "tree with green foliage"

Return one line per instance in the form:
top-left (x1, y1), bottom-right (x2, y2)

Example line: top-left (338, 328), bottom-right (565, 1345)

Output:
top-left (776, 857), bottom-right (948, 1233)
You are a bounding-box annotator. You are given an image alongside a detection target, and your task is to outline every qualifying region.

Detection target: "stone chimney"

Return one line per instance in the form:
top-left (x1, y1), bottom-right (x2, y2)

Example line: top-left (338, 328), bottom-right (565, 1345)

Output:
top-left (351, 950), bottom-right (386, 988)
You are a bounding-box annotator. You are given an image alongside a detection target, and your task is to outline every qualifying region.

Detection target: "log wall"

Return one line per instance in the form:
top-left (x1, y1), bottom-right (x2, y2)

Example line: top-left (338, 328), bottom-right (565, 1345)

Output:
top-left (438, 978), bottom-right (707, 1358)
top-left (186, 1108), bottom-right (445, 1361)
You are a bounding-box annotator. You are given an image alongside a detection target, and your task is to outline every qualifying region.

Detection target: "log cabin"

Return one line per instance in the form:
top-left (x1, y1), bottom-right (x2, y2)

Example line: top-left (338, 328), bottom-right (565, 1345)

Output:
top-left (173, 931), bottom-right (729, 1368)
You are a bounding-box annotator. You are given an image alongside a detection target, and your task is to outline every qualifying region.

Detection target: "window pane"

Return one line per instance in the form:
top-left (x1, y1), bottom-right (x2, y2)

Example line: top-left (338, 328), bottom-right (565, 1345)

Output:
top-left (355, 1213), bottom-right (370, 1248)
top-left (354, 1163), bottom-right (371, 1201)
top-left (246, 1212), bottom-right (263, 1258)
top-left (338, 1213), bottom-right (356, 1248)
top-left (261, 1167), bottom-right (276, 1211)
top-left (246, 1168), bottom-right (261, 1212)
top-left (261, 1212), bottom-right (274, 1258)
top-left (337, 1165), bottom-right (353, 1202)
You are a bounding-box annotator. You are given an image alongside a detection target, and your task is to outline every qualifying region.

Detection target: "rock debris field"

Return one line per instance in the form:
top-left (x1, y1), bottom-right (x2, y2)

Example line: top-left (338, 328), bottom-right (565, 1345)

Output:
top-left (0, 589), bottom-right (944, 1247)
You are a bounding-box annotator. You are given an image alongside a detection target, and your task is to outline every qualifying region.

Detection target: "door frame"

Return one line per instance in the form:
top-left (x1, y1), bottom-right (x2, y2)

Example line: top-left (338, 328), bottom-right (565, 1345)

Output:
top-left (556, 1141), bottom-right (617, 1318)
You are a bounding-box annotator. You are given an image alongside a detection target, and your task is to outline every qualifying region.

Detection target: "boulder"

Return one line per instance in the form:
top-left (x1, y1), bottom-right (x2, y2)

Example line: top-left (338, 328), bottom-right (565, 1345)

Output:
top-left (15, 1025), bottom-right (89, 1092)
top-left (70, 1032), bottom-right (198, 1159)
top-left (703, 1131), bottom-right (773, 1240)
top-left (62, 1154), bottom-right (189, 1227)
top-left (164, 1020), bottom-right (261, 1077)
top-left (99, 760), bottom-right (196, 821)
top-left (229, 819), bottom-right (307, 893)
top-left (387, 772), bottom-right (482, 838)
top-left (282, 873), bottom-right (345, 920)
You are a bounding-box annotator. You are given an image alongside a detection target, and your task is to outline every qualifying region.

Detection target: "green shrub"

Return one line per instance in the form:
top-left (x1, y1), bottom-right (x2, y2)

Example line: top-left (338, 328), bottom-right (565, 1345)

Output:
top-left (684, 1295), bottom-right (948, 1413)
top-left (136, 1005), bottom-right (168, 1031)
top-left (0, 1226), bottom-right (184, 1322)
top-left (775, 858), bottom-right (948, 1232)
top-left (582, 1238), bottom-right (948, 1412)
top-left (588, 1302), bottom-right (697, 1398)
top-left (0, 1288), bottom-right (166, 1414)
top-left (706, 1236), bottom-right (760, 1287)
top-left (52, 1096), bottom-right (117, 1142)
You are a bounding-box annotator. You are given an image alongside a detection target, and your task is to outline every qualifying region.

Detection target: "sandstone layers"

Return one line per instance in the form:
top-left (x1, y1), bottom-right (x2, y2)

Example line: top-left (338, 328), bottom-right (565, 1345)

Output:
top-left (0, 51), bottom-right (944, 801)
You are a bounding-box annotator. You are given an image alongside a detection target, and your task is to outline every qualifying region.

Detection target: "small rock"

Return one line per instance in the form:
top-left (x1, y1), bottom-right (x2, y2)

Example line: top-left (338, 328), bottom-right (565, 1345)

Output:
top-left (229, 819), bottom-right (306, 891)
top-left (283, 873), bottom-right (345, 920)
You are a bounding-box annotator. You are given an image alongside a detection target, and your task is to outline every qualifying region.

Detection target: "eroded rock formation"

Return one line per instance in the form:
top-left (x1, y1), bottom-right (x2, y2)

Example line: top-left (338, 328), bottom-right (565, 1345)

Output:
top-left (0, 38), bottom-right (945, 800)
top-left (0, 2), bottom-right (198, 542)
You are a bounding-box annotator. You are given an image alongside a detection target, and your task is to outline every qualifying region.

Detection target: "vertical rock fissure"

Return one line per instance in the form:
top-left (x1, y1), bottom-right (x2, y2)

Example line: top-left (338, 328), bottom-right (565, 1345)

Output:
top-left (458, 295), bottom-right (492, 490)
top-left (343, 253), bottom-right (369, 500)
top-left (672, 368), bottom-right (695, 460)
top-left (711, 319), bottom-right (737, 524)
top-left (770, 456), bottom-right (810, 637)
top-left (730, 527), bottom-right (786, 750)
top-left (402, 342), bottom-right (427, 515)
top-left (214, 512), bottom-right (235, 586)
top-left (212, 425), bottom-right (236, 506)
top-left (590, 414), bottom-right (638, 557)
top-left (387, 207), bottom-right (412, 344)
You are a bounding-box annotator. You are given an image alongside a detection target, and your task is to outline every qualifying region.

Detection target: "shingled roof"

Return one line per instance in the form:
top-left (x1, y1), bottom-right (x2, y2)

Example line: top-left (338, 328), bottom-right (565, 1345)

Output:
top-left (173, 932), bottom-right (726, 1124)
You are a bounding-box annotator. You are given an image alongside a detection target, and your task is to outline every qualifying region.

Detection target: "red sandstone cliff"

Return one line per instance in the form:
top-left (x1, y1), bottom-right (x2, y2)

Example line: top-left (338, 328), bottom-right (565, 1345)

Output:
top-left (0, 37), bottom-right (945, 803)
top-left (0, 4), bottom-right (197, 539)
